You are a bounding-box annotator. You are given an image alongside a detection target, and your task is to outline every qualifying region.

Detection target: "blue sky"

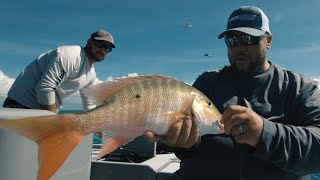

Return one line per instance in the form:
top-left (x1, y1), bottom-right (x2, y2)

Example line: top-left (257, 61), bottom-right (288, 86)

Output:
top-left (1, 0), bottom-right (320, 110)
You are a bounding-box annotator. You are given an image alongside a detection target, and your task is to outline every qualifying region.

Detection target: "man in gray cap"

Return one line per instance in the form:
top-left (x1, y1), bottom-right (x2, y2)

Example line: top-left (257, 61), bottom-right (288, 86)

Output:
top-left (145, 6), bottom-right (320, 179)
top-left (3, 29), bottom-right (115, 113)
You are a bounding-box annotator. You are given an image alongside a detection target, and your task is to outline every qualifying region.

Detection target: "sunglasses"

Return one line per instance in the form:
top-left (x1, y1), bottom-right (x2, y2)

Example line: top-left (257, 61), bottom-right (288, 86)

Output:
top-left (94, 40), bottom-right (113, 52)
top-left (225, 33), bottom-right (269, 47)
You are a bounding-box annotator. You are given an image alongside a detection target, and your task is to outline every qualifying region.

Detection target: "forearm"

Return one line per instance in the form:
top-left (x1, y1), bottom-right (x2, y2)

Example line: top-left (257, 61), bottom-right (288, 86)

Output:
top-left (253, 117), bottom-right (320, 175)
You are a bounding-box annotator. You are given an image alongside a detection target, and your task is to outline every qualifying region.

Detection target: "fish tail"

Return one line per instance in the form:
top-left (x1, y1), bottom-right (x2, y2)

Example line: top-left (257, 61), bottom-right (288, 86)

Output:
top-left (0, 114), bottom-right (85, 180)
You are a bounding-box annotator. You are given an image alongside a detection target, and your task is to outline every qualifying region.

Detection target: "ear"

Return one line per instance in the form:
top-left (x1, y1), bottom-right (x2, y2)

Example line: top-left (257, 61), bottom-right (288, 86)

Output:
top-left (87, 38), bottom-right (93, 44)
top-left (266, 34), bottom-right (272, 49)
top-left (87, 38), bottom-right (94, 48)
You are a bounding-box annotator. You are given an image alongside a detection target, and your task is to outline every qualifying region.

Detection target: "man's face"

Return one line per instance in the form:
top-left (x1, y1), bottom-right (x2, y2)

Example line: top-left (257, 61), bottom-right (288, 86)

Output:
top-left (88, 39), bottom-right (114, 62)
top-left (226, 31), bottom-right (270, 74)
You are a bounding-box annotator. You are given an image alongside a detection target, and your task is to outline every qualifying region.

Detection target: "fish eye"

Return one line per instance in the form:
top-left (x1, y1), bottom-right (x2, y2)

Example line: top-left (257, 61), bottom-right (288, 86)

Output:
top-left (207, 101), bottom-right (212, 107)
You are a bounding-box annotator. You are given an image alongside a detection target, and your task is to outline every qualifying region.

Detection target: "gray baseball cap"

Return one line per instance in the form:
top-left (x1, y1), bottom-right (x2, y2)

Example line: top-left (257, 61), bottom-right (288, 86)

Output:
top-left (218, 6), bottom-right (271, 39)
top-left (91, 29), bottom-right (116, 48)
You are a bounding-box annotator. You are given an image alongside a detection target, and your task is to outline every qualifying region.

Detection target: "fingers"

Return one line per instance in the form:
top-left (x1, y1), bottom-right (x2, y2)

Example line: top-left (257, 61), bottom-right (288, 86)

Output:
top-left (174, 116), bottom-right (199, 148)
top-left (143, 116), bottom-right (199, 148)
top-left (221, 105), bottom-right (264, 147)
top-left (185, 118), bottom-right (199, 148)
top-left (224, 113), bottom-right (248, 134)
top-left (220, 105), bottom-right (247, 124)
top-left (230, 123), bottom-right (246, 136)
top-left (143, 131), bottom-right (164, 143)
top-left (163, 118), bottom-right (185, 146)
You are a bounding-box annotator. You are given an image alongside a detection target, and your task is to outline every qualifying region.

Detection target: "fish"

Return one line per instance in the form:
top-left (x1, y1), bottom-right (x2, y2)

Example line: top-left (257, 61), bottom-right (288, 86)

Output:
top-left (0, 74), bottom-right (223, 180)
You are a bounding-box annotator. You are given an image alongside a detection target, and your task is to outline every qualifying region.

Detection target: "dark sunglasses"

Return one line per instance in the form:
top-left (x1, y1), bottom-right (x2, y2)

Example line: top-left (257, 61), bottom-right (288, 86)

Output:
top-left (225, 33), bottom-right (269, 47)
top-left (94, 40), bottom-right (113, 52)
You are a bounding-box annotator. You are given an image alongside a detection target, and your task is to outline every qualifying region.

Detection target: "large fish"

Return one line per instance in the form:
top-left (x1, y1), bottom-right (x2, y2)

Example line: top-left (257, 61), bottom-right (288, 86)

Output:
top-left (0, 75), bottom-right (223, 180)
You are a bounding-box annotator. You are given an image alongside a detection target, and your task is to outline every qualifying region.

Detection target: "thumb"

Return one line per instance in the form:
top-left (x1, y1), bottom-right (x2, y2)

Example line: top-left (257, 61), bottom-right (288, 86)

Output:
top-left (144, 131), bottom-right (165, 143)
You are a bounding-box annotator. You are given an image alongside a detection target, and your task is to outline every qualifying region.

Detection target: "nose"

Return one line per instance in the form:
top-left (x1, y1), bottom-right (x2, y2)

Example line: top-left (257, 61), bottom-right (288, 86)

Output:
top-left (236, 42), bottom-right (249, 50)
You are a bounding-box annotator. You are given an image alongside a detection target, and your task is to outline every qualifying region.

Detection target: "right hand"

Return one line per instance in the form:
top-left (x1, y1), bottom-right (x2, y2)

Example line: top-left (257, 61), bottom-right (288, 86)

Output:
top-left (144, 116), bottom-right (199, 148)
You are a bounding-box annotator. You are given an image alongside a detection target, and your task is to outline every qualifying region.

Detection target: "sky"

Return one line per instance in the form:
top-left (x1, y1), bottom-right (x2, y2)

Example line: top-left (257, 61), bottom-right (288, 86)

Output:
top-left (0, 0), bottom-right (320, 110)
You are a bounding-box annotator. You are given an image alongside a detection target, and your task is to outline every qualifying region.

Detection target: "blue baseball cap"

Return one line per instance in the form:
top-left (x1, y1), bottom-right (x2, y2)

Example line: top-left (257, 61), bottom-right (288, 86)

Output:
top-left (218, 6), bottom-right (271, 39)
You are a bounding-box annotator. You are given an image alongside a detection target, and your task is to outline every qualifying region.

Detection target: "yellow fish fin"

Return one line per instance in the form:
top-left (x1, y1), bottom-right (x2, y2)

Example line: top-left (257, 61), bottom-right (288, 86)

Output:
top-left (0, 114), bottom-right (85, 180)
top-left (82, 74), bottom-right (177, 104)
top-left (96, 134), bottom-right (134, 160)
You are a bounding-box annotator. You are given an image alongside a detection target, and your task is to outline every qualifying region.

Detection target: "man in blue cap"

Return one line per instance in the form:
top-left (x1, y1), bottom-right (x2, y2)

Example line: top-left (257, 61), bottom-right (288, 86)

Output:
top-left (145, 6), bottom-right (320, 179)
top-left (3, 29), bottom-right (115, 113)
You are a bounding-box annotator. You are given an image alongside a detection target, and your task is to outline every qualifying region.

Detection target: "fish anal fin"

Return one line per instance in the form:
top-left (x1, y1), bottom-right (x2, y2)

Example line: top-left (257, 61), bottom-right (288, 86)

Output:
top-left (37, 130), bottom-right (85, 180)
top-left (97, 135), bottom-right (134, 160)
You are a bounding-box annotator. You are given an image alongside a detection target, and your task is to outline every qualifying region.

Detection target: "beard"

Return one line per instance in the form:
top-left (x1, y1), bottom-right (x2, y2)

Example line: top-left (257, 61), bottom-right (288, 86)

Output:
top-left (87, 46), bottom-right (105, 62)
top-left (228, 53), bottom-right (266, 75)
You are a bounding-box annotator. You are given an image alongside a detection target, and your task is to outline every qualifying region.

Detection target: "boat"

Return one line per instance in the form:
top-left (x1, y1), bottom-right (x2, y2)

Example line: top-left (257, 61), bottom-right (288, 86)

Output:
top-left (0, 108), bottom-right (180, 180)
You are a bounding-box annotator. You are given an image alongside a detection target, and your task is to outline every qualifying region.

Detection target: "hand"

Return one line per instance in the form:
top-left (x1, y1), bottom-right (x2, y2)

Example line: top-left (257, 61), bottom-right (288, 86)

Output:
top-left (40, 103), bottom-right (57, 113)
top-left (144, 116), bottom-right (199, 148)
top-left (220, 105), bottom-right (263, 147)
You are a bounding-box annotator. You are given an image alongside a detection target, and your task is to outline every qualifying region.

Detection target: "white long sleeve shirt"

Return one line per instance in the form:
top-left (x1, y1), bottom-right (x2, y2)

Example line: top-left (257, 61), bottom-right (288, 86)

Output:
top-left (8, 46), bottom-right (97, 111)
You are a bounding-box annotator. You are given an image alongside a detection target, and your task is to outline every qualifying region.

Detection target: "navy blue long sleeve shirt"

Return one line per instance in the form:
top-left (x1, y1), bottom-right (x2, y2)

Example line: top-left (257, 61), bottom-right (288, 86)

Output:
top-left (174, 62), bottom-right (320, 180)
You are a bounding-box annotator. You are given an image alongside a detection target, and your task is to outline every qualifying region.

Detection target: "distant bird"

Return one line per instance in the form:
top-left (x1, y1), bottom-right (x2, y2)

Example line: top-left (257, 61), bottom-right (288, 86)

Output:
top-left (0, 74), bottom-right (224, 180)
top-left (185, 19), bottom-right (192, 29)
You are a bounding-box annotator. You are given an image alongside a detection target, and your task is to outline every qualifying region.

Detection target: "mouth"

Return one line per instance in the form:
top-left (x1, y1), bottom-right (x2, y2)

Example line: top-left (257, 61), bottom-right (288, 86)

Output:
top-left (95, 52), bottom-right (106, 60)
top-left (235, 54), bottom-right (247, 61)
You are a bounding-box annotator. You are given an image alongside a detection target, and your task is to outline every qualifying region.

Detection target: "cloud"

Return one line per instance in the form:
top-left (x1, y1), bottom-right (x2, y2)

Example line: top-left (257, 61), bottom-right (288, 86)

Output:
top-left (104, 73), bottom-right (139, 82)
top-left (313, 78), bottom-right (320, 88)
top-left (0, 70), bottom-right (15, 105)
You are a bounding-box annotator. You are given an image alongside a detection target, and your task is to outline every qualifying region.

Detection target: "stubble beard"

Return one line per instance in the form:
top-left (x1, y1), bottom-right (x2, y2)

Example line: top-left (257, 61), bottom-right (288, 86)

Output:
top-left (228, 54), bottom-right (266, 74)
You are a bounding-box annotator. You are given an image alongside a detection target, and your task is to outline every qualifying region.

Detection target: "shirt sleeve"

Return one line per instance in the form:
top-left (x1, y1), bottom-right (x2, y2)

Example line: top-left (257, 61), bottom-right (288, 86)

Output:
top-left (35, 50), bottom-right (70, 106)
top-left (253, 76), bottom-right (320, 175)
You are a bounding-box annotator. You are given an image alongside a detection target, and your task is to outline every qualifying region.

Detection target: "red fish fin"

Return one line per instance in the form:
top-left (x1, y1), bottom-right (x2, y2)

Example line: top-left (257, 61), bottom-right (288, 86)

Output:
top-left (164, 112), bottom-right (187, 119)
top-left (96, 135), bottom-right (134, 159)
top-left (0, 114), bottom-right (85, 180)
top-left (82, 74), bottom-right (177, 104)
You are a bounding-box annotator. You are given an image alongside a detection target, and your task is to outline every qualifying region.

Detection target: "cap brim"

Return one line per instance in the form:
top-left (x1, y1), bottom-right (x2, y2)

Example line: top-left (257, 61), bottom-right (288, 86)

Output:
top-left (218, 27), bottom-right (267, 39)
top-left (94, 37), bottom-right (116, 48)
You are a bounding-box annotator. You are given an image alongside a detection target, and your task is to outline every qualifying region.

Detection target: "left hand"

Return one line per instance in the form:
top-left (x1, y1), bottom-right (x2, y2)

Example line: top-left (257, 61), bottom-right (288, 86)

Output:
top-left (144, 116), bottom-right (199, 148)
top-left (220, 105), bottom-right (263, 147)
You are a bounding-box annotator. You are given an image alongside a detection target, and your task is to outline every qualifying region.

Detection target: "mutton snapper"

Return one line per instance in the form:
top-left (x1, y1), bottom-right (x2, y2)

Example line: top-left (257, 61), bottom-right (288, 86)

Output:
top-left (0, 75), bottom-right (223, 180)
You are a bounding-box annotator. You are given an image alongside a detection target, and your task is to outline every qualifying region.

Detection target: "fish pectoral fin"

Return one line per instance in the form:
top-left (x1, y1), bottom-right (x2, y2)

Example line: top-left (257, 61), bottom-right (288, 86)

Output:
top-left (38, 130), bottom-right (85, 180)
top-left (164, 112), bottom-right (187, 119)
top-left (97, 135), bottom-right (134, 160)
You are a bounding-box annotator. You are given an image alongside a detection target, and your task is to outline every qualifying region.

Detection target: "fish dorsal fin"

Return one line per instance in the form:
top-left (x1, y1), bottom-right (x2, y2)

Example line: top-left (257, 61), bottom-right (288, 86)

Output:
top-left (82, 74), bottom-right (176, 104)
